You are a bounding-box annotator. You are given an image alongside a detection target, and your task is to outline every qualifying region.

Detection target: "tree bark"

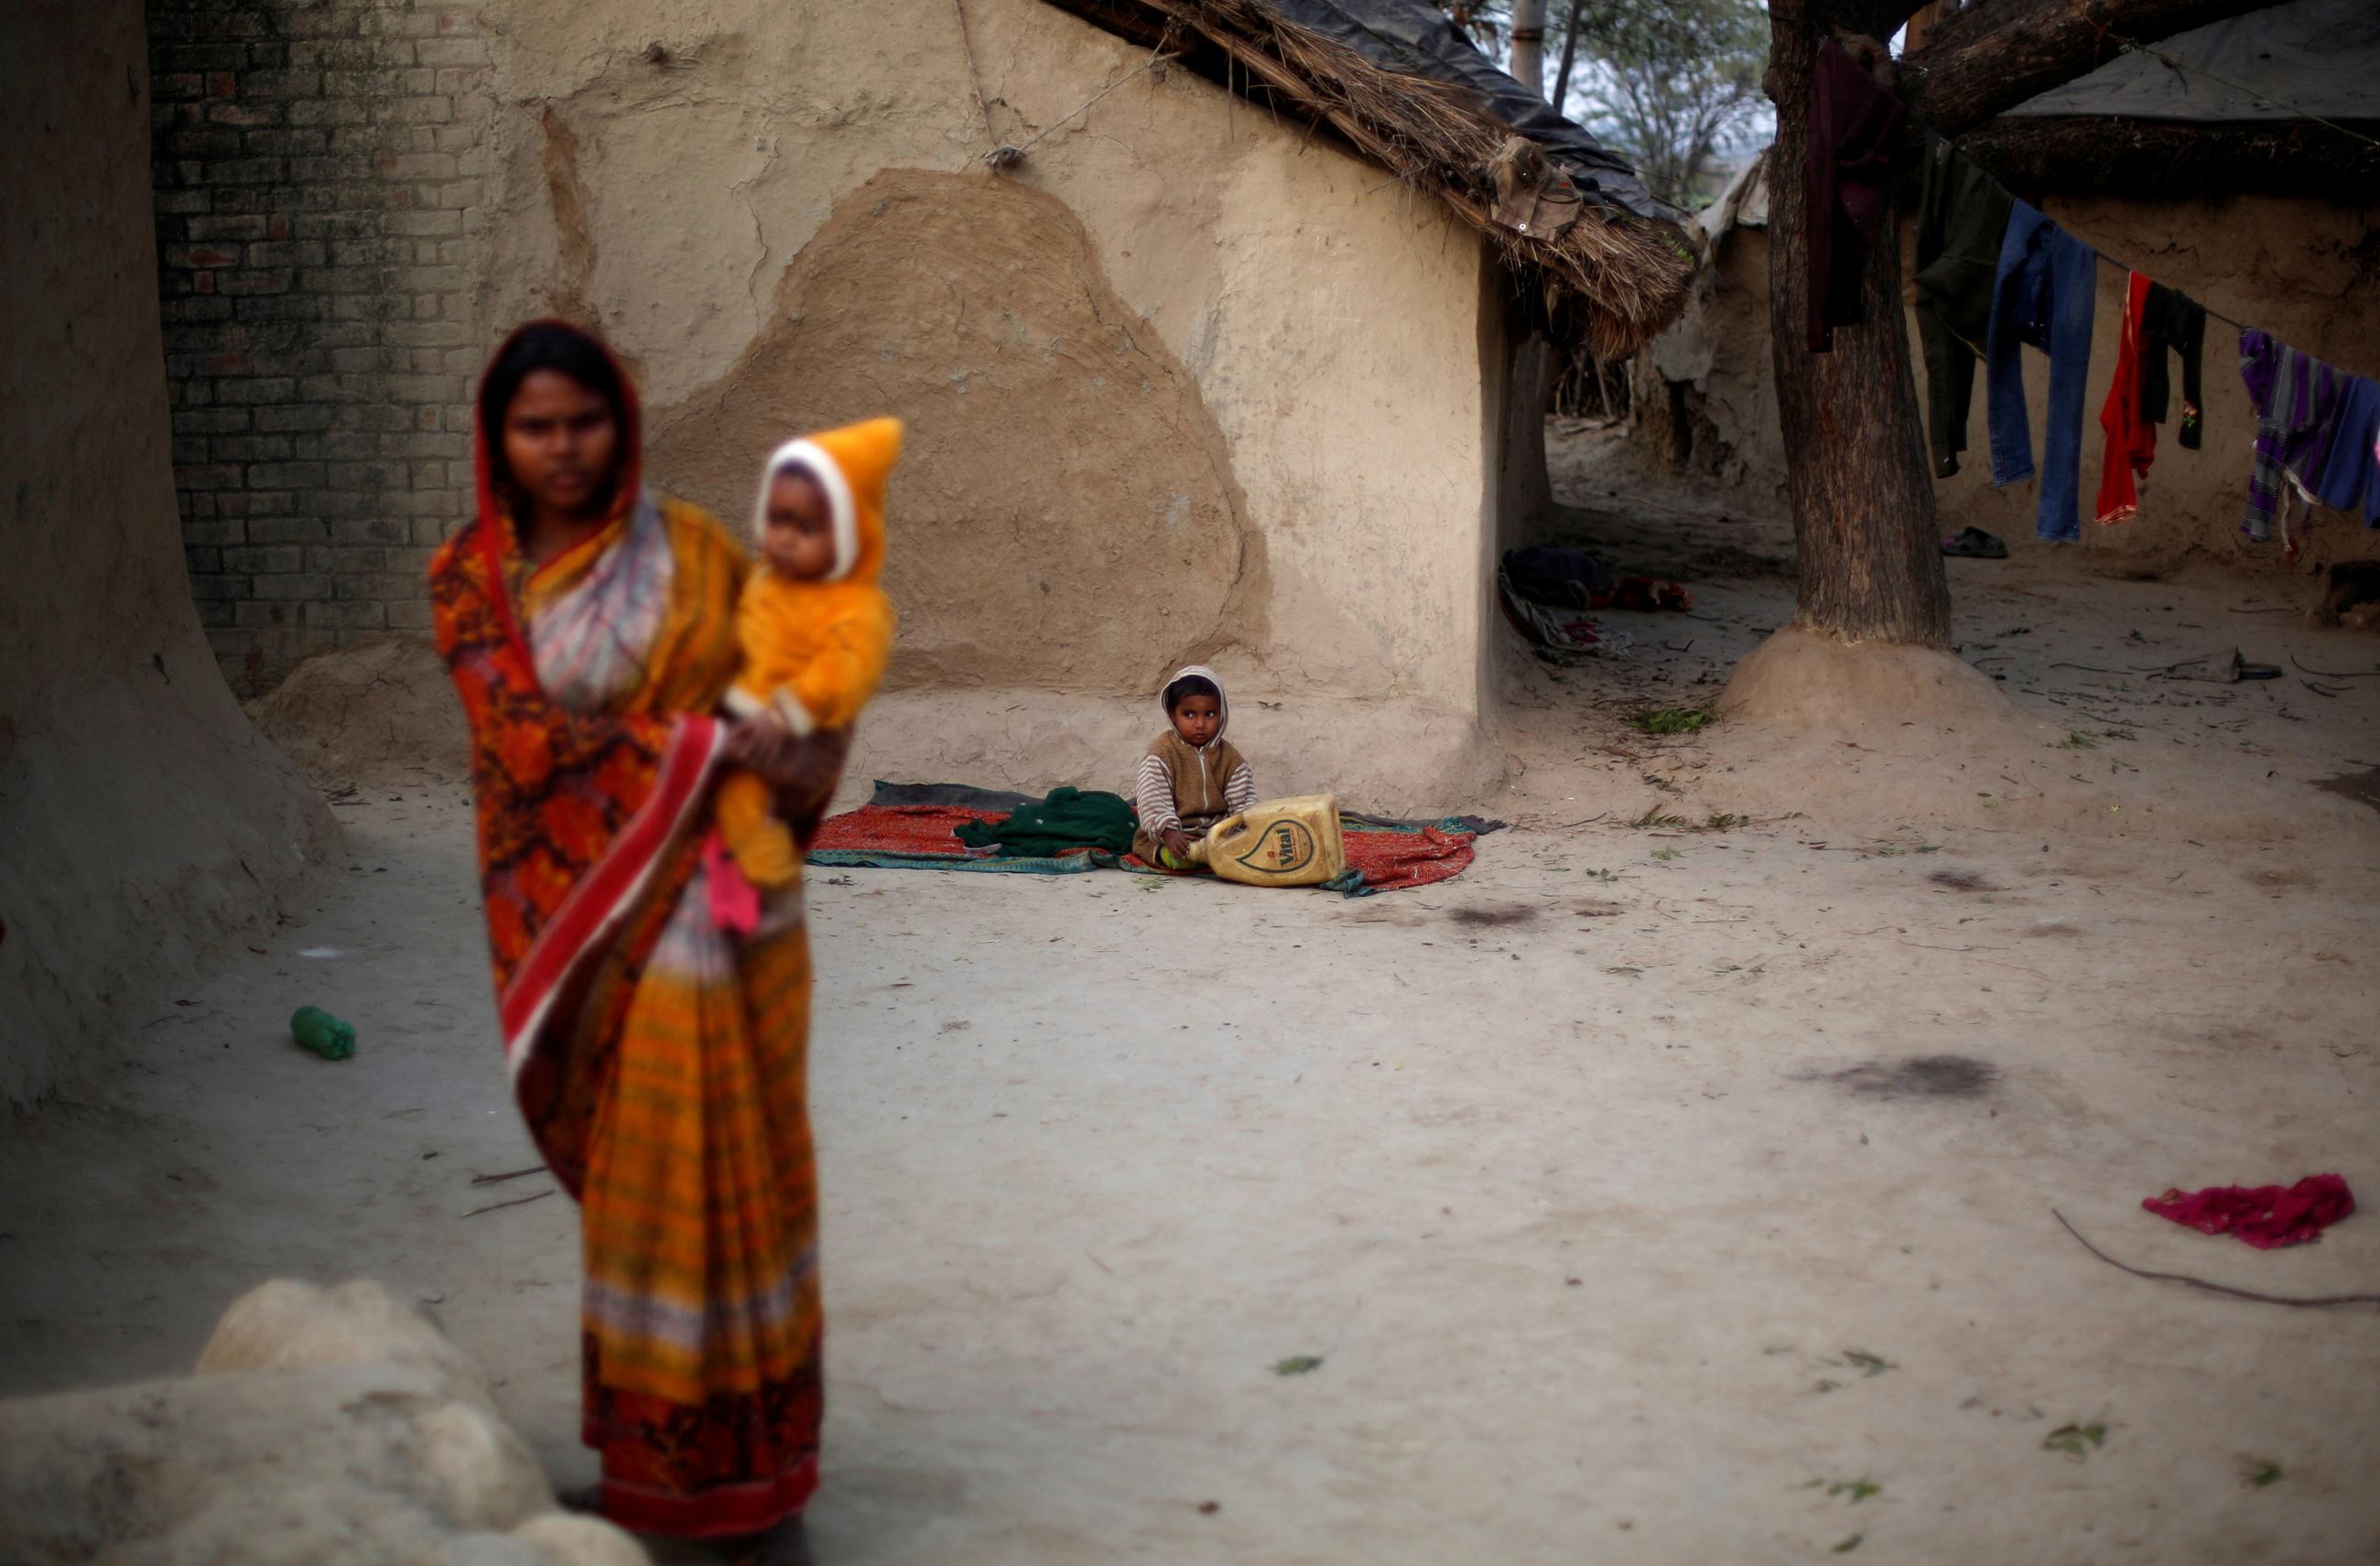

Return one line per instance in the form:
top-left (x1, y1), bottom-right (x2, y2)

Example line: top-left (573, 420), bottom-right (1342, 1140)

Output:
top-left (1552, 0), bottom-right (1585, 109)
top-left (1510, 0), bottom-right (1548, 100)
top-left (1764, 1), bottom-right (1951, 647)
top-left (1764, 0), bottom-right (2278, 651)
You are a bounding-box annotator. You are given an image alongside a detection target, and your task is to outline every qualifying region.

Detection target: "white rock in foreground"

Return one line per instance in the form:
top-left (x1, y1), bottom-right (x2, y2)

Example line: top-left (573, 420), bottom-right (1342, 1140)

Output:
top-left (0, 1279), bottom-right (645, 1566)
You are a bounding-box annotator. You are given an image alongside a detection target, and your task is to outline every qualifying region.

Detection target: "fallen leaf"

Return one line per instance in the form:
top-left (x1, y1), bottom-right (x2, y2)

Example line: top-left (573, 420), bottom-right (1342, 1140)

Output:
top-left (2043, 1421), bottom-right (2108, 1458)
top-left (1271, 1355), bottom-right (1325, 1377)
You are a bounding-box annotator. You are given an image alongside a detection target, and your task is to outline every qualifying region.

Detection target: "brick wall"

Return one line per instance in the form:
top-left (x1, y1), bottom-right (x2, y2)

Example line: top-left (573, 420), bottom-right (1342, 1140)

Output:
top-left (147, 0), bottom-right (488, 697)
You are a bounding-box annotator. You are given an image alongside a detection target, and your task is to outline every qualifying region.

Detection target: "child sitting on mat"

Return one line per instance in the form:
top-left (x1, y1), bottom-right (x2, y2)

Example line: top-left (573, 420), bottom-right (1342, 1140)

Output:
top-left (1130, 664), bottom-right (1256, 869)
top-left (715, 418), bottom-right (902, 889)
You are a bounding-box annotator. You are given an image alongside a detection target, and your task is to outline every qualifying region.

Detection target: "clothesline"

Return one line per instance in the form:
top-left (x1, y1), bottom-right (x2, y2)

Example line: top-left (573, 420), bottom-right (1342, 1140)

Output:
top-left (1921, 21), bottom-right (2370, 351)
top-left (1914, 92), bottom-right (2354, 373)
top-left (2086, 252), bottom-right (2247, 336)
top-left (1810, 35), bottom-right (2380, 553)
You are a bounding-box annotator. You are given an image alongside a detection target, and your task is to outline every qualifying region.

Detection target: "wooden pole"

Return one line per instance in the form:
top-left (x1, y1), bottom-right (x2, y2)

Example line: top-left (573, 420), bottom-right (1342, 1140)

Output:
top-left (1510, 0), bottom-right (1547, 100)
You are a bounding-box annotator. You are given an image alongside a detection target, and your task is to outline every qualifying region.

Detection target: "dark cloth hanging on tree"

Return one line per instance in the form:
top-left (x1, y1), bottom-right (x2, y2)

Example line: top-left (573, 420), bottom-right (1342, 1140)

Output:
top-left (1912, 130), bottom-right (2015, 477)
top-left (1804, 38), bottom-right (1906, 352)
top-left (2139, 283), bottom-right (2207, 451)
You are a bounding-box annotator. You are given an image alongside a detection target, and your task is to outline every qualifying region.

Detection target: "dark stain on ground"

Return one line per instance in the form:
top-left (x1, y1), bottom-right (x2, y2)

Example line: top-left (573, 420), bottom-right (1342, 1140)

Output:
top-left (2314, 766), bottom-right (2380, 815)
top-left (1928, 869), bottom-right (1992, 891)
top-left (1450, 905), bottom-right (1536, 928)
top-left (1823, 1054), bottom-right (1999, 1099)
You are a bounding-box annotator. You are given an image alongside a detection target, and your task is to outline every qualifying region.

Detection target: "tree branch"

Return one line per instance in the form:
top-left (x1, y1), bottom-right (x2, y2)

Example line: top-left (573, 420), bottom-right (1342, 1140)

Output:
top-left (1901, 0), bottom-right (2279, 137)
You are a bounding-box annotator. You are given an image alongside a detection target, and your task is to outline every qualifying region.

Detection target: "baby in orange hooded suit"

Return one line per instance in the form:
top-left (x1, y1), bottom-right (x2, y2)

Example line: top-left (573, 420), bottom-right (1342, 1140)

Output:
top-left (716, 418), bottom-right (902, 888)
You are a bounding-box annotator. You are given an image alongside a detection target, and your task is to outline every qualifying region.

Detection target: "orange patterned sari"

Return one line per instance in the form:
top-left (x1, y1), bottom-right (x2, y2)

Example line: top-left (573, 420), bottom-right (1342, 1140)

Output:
top-left (431, 325), bottom-right (823, 1537)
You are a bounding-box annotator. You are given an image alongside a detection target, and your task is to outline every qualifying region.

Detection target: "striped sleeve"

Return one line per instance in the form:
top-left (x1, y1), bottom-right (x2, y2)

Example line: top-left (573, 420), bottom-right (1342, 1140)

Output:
top-left (1224, 761), bottom-right (1256, 812)
top-left (1134, 754), bottom-right (1180, 833)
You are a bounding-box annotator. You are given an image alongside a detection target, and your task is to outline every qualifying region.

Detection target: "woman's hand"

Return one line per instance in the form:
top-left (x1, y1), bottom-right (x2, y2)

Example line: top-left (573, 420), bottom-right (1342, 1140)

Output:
top-left (725, 718), bottom-right (850, 822)
top-left (1161, 827), bottom-right (1197, 859)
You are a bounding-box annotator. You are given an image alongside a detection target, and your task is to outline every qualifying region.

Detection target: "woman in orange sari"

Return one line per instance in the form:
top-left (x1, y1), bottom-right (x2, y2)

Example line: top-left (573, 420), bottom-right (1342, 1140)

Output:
top-left (432, 320), bottom-right (839, 1565)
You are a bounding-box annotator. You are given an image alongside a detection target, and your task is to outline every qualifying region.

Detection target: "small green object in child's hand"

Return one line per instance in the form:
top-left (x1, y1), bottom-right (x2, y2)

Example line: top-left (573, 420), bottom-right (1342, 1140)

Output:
top-left (290, 1005), bottom-right (357, 1061)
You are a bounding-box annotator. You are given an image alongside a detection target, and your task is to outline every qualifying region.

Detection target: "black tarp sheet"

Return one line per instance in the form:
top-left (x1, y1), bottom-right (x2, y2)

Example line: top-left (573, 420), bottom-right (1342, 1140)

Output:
top-left (2005, 0), bottom-right (2379, 123)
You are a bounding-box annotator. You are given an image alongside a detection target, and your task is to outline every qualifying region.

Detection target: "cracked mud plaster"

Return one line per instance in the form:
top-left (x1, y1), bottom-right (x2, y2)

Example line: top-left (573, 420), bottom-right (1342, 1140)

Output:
top-left (651, 168), bottom-right (1262, 696)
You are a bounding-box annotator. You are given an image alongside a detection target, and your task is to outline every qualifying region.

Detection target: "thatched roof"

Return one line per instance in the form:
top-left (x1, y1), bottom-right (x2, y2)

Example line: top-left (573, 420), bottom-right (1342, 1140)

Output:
top-left (1039, 0), bottom-right (1697, 358)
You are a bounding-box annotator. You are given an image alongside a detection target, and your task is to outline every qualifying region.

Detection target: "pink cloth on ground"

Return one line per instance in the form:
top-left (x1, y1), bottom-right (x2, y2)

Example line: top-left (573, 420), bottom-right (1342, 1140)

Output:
top-left (2141, 1174), bottom-right (2353, 1249)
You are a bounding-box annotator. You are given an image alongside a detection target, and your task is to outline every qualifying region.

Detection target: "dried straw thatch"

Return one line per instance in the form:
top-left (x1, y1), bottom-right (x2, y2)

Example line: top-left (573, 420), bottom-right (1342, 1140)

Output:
top-left (1041, 0), bottom-right (1698, 358)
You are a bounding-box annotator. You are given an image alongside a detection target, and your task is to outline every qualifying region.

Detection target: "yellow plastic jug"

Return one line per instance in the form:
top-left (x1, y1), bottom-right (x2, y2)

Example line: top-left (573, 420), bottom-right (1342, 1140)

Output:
top-left (1189, 794), bottom-right (1347, 887)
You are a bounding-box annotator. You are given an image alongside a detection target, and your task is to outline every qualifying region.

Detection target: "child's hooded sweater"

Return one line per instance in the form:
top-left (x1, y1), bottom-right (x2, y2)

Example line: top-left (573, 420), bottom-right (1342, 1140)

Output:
top-left (725, 417), bottom-right (901, 735)
top-left (1130, 663), bottom-right (1256, 860)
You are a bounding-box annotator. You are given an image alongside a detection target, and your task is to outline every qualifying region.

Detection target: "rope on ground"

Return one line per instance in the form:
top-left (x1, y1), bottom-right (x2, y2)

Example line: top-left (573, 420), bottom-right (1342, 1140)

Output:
top-left (2291, 654), bottom-right (2380, 679)
top-left (2052, 1208), bottom-right (2380, 1309)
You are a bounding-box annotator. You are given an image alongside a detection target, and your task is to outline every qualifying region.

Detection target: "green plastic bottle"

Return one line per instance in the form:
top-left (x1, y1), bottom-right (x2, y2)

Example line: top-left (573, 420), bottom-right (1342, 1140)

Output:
top-left (290, 1006), bottom-right (357, 1061)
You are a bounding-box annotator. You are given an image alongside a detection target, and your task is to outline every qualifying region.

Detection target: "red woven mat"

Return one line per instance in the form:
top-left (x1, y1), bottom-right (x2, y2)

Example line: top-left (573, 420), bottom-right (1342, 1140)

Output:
top-left (810, 805), bottom-right (1477, 893)
top-left (810, 805), bottom-right (994, 857)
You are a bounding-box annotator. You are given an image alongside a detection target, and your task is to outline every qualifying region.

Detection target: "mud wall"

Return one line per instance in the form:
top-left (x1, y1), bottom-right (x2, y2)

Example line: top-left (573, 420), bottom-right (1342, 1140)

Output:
top-left (2, 0), bottom-right (333, 1107)
top-left (654, 168), bottom-right (1250, 697)
top-left (1631, 194), bottom-right (2380, 579)
top-left (472, 0), bottom-right (1498, 714)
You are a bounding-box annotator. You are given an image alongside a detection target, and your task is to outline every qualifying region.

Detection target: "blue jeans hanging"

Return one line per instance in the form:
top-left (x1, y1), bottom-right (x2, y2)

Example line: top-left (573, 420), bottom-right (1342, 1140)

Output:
top-left (1986, 201), bottom-right (2097, 543)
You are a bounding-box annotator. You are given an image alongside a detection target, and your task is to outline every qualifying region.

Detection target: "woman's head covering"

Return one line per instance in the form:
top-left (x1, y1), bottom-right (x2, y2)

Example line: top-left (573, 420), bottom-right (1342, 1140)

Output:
top-left (1160, 664), bottom-right (1229, 747)
top-left (468, 319), bottom-right (644, 663)
top-left (752, 416), bottom-right (903, 584)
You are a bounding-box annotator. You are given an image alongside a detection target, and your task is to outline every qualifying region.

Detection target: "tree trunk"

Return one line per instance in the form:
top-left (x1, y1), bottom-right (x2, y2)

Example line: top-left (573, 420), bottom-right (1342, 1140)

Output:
top-left (1552, 0), bottom-right (1584, 108)
top-left (1510, 0), bottom-right (1548, 100)
top-left (1764, 2), bottom-right (1951, 647)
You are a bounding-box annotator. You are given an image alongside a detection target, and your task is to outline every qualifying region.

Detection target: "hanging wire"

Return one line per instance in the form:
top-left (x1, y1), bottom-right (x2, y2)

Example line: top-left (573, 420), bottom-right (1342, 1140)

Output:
top-left (980, 31), bottom-right (1181, 170)
top-left (2107, 35), bottom-right (2380, 156)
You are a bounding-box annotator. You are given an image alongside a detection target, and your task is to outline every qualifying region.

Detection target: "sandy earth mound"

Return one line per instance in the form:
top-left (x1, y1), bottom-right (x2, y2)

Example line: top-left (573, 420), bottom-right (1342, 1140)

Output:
top-left (0, 1279), bottom-right (645, 1566)
top-left (249, 636), bottom-right (471, 789)
top-left (1697, 627), bottom-right (2380, 847)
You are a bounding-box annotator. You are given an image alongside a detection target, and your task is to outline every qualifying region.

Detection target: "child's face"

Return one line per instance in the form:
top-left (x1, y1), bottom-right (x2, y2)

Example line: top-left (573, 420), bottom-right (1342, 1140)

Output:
top-left (1170, 693), bottom-right (1222, 748)
top-left (762, 470), bottom-right (838, 579)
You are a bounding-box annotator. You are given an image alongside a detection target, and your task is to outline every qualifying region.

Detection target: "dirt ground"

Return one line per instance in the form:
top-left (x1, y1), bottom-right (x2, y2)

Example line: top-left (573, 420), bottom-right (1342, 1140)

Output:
top-left (7, 427), bottom-right (2380, 1563)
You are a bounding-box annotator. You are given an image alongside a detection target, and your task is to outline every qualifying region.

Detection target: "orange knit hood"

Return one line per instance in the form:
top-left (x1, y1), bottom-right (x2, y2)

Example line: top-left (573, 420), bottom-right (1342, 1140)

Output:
top-left (751, 416), bottom-right (902, 584)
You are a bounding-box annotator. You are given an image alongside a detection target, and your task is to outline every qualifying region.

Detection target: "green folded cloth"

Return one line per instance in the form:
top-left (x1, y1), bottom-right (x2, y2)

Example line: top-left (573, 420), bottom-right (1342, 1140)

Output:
top-left (954, 786), bottom-right (1137, 858)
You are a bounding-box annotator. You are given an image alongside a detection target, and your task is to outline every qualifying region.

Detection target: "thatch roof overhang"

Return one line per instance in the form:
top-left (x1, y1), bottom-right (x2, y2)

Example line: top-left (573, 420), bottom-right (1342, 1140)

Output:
top-left (1037, 0), bottom-right (1698, 357)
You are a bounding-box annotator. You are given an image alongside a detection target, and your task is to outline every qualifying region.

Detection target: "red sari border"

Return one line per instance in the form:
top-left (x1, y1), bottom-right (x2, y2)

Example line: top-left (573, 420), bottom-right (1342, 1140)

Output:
top-left (499, 714), bottom-right (727, 1078)
top-left (599, 1457), bottom-right (820, 1539)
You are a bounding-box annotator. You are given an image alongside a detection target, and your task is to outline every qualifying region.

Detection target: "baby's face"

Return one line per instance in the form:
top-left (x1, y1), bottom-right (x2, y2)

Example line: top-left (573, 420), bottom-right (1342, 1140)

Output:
top-left (763, 469), bottom-right (837, 579)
